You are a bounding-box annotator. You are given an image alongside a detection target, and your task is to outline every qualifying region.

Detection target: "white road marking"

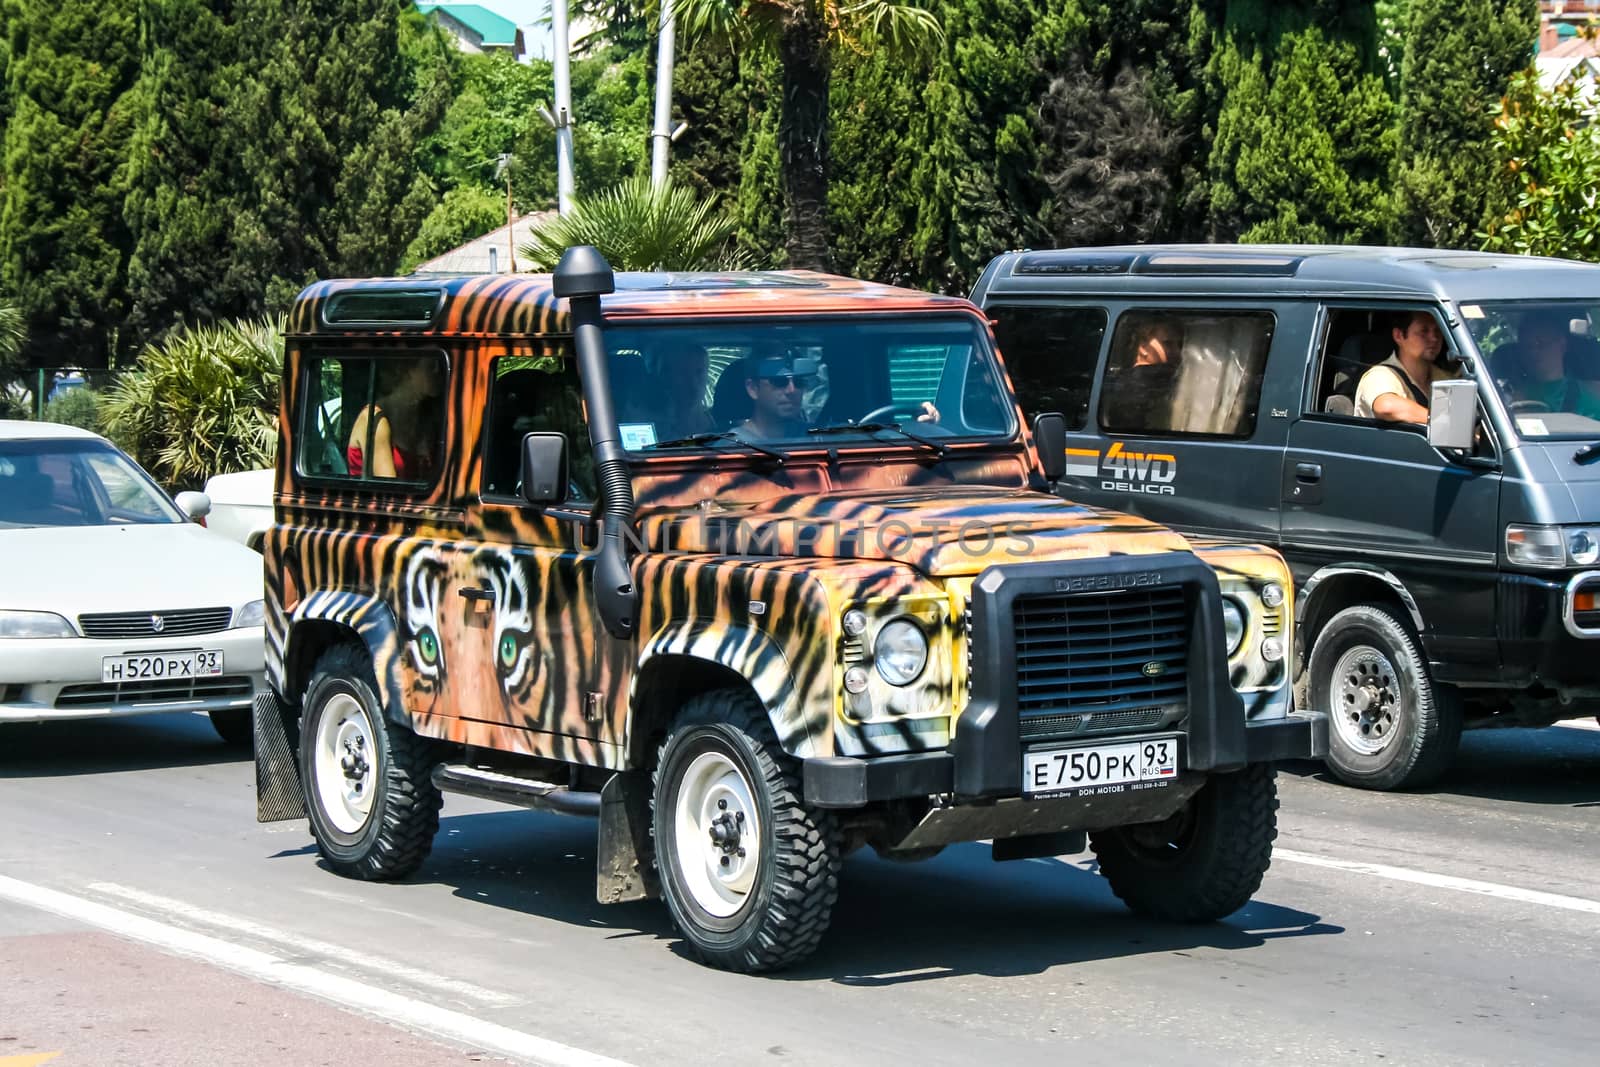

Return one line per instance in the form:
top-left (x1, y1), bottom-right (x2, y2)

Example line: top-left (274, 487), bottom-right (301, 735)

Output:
top-left (88, 882), bottom-right (517, 1007)
top-left (0, 875), bottom-right (634, 1067)
top-left (1274, 849), bottom-right (1600, 916)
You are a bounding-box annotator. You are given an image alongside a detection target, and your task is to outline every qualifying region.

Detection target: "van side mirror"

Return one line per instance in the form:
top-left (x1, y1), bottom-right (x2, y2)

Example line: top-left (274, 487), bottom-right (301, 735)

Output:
top-left (520, 432), bottom-right (570, 506)
top-left (1032, 412), bottom-right (1068, 481)
top-left (1427, 379), bottom-right (1478, 452)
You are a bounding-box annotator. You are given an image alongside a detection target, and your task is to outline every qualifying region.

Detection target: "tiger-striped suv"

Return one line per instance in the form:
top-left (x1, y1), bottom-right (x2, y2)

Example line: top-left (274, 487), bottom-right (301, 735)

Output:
top-left (254, 246), bottom-right (1326, 973)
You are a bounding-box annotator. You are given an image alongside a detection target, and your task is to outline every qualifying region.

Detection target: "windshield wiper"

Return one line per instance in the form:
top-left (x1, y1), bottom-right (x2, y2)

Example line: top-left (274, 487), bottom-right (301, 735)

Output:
top-left (808, 421), bottom-right (949, 456)
top-left (645, 430), bottom-right (787, 464)
top-left (1574, 441), bottom-right (1600, 465)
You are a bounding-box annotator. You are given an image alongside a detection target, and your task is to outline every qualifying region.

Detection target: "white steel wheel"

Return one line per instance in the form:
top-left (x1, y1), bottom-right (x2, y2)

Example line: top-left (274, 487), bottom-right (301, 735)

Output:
top-left (672, 750), bottom-right (763, 918)
top-left (313, 692), bottom-right (377, 836)
top-left (1328, 644), bottom-right (1402, 757)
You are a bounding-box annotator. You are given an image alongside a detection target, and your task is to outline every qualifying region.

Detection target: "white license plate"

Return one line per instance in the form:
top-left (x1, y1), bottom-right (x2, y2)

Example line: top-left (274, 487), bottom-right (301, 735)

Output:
top-left (102, 650), bottom-right (224, 683)
top-left (1022, 735), bottom-right (1180, 798)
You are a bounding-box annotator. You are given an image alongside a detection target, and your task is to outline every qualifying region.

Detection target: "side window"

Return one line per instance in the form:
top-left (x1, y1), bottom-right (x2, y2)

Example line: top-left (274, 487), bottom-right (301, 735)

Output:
top-left (483, 356), bottom-right (596, 502)
top-left (1314, 307), bottom-right (1451, 420)
top-left (299, 352), bottom-right (446, 486)
top-left (1099, 310), bottom-right (1274, 438)
top-left (988, 306), bottom-right (1108, 429)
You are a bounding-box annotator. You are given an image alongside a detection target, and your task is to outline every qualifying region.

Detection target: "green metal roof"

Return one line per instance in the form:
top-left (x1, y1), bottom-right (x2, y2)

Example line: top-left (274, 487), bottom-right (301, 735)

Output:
top-left (414, 3), bottom-right (520, 48)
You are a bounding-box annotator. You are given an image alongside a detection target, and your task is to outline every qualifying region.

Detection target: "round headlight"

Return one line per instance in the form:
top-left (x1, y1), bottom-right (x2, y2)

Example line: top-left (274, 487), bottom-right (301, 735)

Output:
top-left (842, 609), bottom-right (868, 637)
top-left (873, 618), bottom-right (928, 686)
top-left (1568, 528), bottom-right (1600, 566)
top-left (1220, 598), bottom-right (1246, 655)
top-left (1260, 582), bottom-right (1285, 609)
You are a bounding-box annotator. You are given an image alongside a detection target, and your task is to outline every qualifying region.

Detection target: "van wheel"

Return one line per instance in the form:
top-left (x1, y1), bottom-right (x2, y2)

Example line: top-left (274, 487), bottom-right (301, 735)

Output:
top-left (1090, 763), bottom-right (1278, 921)
top-left (208, 707), bottom-right (253, 747)
top-left (652, 689), bottom-right (841, 973)
top-left (300, 645), bottom-right (442, 880)
top-left (1310, 605), bottom-right (1462, 791)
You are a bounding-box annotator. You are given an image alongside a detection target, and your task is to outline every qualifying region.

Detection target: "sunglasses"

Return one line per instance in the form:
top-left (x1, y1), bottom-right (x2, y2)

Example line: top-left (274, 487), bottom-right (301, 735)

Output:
top-left (761, 373), bottom-right (817, 390)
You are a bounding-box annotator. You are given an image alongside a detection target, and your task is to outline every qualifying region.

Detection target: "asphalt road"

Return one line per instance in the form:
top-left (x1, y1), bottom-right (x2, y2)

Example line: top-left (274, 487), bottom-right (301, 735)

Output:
top-left (2, 714), bottom-right (1597, 1067)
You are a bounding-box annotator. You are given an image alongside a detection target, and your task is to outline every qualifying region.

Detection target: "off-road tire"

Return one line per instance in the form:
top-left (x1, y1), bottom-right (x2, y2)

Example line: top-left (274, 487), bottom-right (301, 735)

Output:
top-left (652, 688), bottom-right (841, 973)
top-left (1090, 762), bottom-right (1278, 922)
top-left (300, 645), bottom-right (441, 880)
top-left (1310, 604), bottom-right (1462, 791)
top-left (208, 706), bottom-right (253, 747)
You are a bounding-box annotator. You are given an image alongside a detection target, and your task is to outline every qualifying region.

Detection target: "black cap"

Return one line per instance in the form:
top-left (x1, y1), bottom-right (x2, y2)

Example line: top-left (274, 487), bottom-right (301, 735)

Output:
top-left (553, 245), bottom-right (616, 300)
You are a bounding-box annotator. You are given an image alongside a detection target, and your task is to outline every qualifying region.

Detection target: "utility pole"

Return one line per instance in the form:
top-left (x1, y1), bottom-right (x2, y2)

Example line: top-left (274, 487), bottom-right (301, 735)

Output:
top-left (498, 153), bottom-right (517, 273)
top-left (551, 0), bottom-right (576, 214)
top-left (649, 0), bottom-right (679, 190)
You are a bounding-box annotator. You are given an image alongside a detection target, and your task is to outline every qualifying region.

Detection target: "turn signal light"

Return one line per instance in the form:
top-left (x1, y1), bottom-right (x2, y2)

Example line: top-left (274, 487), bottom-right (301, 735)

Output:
top-left (1575, 591), bottom-right (1598, 613)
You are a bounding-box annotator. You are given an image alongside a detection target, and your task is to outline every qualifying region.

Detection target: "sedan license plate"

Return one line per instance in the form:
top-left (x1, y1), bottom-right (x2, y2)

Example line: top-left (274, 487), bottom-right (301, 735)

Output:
top-left (1023, 735), bottom-right (1180, 798)
top-left (102, 650), bottom-right (224, 683)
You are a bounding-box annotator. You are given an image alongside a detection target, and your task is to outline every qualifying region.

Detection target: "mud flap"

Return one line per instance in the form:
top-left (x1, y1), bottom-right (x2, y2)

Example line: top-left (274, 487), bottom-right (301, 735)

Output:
top-left (254, 689), bottom-right (304, 823)
top-left (596, 771), bottom-right (659, 903)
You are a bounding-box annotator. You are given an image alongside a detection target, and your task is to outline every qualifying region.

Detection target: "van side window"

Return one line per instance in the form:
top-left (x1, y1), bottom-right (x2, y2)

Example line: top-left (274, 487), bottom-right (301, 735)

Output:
top-left (298, 352), bottom-right (446, 485)
top-left (1099, 310), bottom-right (1274, 438)
top-left (988, 306), bottom-right (1108, 429)
top-left (483, 356), bottom-right (596, 502)
top-left (1315, 307), bottom-right (1448, 418)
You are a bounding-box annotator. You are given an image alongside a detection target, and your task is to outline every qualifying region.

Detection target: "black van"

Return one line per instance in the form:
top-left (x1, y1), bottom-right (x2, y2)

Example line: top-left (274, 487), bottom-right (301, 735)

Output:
top-left (974, 245), bottom-right (1600, 790)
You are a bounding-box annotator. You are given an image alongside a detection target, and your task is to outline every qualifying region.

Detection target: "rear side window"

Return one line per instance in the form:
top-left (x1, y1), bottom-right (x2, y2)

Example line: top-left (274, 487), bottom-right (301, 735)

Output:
top-left (989, 306), bottom-right (1107, 430)
top-left (1099, 310), bottom-right (1274, 438)
top-left (297, 352), bottom-right (447, 486)
top-left (482, 356), bottom-right (596, 502)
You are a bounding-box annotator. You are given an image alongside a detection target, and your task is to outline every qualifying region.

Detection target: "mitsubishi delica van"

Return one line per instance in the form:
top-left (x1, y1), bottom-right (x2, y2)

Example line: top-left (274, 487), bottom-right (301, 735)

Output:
top-left (973, 244), bottom-right (1600, 791)
top-left (252, 247), bottom-right (1322, 973)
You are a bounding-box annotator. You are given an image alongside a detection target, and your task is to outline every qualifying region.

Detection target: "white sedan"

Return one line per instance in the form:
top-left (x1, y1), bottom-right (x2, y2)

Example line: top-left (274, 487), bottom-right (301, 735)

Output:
top-left (0, 421), bottom-right (266, 744)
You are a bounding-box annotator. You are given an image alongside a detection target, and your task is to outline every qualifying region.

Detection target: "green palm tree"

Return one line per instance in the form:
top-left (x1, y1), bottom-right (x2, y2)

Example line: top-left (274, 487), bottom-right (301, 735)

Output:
top-left (518, 176), bottom-right (749, 271)
top-left (0, 297), bottom-right (26, 419)
top-left (673, 0), bottom-right (943, 271)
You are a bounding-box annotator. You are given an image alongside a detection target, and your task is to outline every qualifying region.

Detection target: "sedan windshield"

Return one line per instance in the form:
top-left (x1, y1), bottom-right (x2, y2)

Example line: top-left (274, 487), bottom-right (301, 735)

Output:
top-left (602, 316), bottom-right (1016, 453)
top-left (1462, 299), bottom-right (1600, 439)
top-left (0, 439), bottom-right (183, 528)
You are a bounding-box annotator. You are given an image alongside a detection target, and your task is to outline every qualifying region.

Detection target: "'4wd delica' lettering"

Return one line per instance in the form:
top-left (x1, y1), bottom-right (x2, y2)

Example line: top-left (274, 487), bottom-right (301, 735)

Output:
top-left (254, 247), bottom-right (1323, 974)
top-left (1101, 441), bottom-right (1177, 495)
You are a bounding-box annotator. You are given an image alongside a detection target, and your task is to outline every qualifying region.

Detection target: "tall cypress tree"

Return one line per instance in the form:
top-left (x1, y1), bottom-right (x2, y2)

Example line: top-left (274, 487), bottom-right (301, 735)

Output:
top-left (0, 0), bottom-right (141, 364)
top-left (1394, 0), bottom-right (1537, 248)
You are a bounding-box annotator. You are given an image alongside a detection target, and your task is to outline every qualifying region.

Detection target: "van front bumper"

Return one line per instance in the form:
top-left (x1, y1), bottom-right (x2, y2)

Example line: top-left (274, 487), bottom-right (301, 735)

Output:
top-left (1498, 571), bottom-right (1600, 693)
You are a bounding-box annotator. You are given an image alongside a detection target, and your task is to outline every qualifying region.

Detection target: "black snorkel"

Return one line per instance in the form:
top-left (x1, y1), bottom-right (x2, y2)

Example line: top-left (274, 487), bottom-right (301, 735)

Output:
top-left (554, 245), bottom-right (637, 639)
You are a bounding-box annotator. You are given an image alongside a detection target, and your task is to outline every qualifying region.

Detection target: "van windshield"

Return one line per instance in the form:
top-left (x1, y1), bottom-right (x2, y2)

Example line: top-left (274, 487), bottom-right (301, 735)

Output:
top-left (602, 316), bottom-right (1017, 453)
top-left (1462, 300), bottom-right (1600, 439)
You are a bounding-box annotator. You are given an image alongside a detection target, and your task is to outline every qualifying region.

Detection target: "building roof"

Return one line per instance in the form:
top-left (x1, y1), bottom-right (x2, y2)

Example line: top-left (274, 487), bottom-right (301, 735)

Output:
top-left (415, 3), bottom-right (521, 47)
top-left (411, 212), bottom-right (558, 275)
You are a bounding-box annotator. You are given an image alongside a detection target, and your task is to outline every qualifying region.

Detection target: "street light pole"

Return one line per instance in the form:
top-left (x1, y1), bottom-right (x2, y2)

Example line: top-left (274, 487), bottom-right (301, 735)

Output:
top-left (551, 0), bottom-right (576, 214)
top-left (649, 0), bottom-right (678, 190)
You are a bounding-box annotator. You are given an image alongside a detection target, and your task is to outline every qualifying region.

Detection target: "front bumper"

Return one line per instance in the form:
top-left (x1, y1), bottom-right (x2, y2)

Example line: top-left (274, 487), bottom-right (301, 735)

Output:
top-left (803, 711), bottom-right (1326, 808)
top-left (0, 627), bottom-right (266, 723)
top-left (1497, 570), bottom-right (1600, 695)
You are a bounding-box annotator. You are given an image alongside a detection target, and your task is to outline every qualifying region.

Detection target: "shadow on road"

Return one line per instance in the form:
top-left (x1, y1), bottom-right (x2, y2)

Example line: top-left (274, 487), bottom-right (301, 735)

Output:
top-left (403, 808), bottom-right (1339, 983)
top-left (1277, 722), bottom-right (1600, 807)
top-left (0, 712), bottom-right (247, 778)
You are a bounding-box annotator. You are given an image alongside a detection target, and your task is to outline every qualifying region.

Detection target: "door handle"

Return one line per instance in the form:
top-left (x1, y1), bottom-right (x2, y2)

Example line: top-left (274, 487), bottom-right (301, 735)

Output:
top-left (1294, 462), bottom-right (1323, 482)
top-left (458, 584), bottom-right (494, 603)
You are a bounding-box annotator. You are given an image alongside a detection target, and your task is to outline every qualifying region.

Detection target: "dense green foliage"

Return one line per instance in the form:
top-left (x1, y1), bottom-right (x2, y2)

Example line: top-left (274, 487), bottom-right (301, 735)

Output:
top-left (517, 177), bottom-right (747, 270)
top-left (100, 317), bottom-right (284, 486)
top-left (1480, 70), bottom-right (1600, 261)
top-left (42, 385), bottom-right (100, 431)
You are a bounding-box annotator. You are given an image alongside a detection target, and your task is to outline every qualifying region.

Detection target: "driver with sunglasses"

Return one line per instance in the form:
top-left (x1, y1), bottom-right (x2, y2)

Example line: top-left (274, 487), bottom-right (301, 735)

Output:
top-left (735, 355), bottom-right (823, 440)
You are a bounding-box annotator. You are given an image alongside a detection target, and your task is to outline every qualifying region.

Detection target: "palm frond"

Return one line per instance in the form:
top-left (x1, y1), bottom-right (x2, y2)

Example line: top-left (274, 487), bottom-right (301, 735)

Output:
top-left (841, 0), bottom-right (944, 58)
top-left (518, 176), bottom-right (751, 272)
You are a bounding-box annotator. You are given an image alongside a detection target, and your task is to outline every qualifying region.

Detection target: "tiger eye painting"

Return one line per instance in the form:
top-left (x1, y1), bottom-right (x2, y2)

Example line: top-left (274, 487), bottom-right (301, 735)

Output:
top-left (256, 250), bottom-right (1325, 973)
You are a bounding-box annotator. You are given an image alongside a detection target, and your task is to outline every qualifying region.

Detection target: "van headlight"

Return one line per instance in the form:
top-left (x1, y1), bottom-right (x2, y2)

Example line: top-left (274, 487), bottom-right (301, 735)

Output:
top-left (1506, 524), bottom-right (1600, 568)
top-left (873, 618), bottom-right (928, 686)
top-left (1220, 598), bottom-right (1246, 655)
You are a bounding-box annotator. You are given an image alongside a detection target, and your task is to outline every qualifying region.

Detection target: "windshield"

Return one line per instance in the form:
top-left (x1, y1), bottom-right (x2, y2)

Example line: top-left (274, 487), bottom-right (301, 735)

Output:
top-left (0, 439), bottom-right (183, 529)
top-left (603, 316), bottom-right (1017, 453)
top-left (1461, 300), bottom-right (1600, 439)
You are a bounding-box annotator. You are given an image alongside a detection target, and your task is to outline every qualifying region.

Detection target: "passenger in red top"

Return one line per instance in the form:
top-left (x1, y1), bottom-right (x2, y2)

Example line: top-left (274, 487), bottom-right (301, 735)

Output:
top-left (346, 361), bottom-right (443, 480)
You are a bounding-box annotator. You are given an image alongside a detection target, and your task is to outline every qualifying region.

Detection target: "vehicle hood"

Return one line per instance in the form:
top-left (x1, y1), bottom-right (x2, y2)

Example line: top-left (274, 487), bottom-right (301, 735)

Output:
top-left (637, 486), bottom-right (1193, 577)
top-left (203, 467), bottom-right (274, 505)
top-left (0, 523), bottom-right (265, 616)
top-left (1508, 441), bottom-right (1600, 523)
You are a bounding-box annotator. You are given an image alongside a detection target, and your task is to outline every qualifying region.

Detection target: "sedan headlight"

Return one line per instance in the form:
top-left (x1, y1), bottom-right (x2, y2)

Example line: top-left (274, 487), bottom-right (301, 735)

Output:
top-left (1505, 524), bottom-right (1600, 569)
top-left (1220, 598), bottom-right (1246, 656)
top-left (0, 610), bottom-right (76, 639)
top-left (233, 599), bottom-right (266, 628)
top-left (873, 618), bottom-right (928, 686)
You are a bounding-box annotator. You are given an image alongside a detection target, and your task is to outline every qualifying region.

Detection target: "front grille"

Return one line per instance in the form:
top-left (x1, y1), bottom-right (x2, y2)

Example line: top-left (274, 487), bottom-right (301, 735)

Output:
top-left (1018, 706), bottom-right (1168, 742)
top-left (54, 675), bottom-right (254, 708)
top-left (78, 607), bottom-right (233, 639)
top-left (1013, 587), bottom-right (1189, 728)
top-left (1262, 608), bottom-right (1283, 636)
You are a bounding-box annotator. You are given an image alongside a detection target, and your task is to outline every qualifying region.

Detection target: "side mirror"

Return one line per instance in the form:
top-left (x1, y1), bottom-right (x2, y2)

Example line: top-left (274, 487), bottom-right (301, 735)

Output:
top-left (174, 490), bottom-right (211, 522)
top-left (1427, 379), bottom-right (1478, 452)
top-left (1032, 412), bottom-right (1068, 482)
top-left (520, 432), bottom-right (570, 506)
